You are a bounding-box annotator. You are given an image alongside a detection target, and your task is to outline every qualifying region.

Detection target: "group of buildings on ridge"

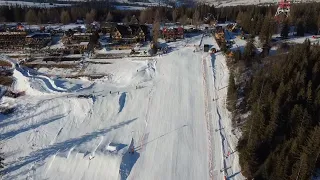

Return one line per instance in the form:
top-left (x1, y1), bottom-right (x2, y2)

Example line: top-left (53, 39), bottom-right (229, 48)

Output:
top-left (0, 20), bottom-right (186, 54)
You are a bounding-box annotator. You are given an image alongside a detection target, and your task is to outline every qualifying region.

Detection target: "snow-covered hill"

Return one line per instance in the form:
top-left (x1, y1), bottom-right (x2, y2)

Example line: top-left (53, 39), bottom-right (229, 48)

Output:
top-left (0, 33), bottom-right (245, 180)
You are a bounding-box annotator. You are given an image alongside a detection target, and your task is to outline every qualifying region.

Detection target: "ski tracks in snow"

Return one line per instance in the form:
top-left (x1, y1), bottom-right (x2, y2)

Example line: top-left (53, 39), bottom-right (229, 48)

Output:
top-left (137, 85), bottom-right (155, 151)
top-left (201, 54), bottom-right (215, 179)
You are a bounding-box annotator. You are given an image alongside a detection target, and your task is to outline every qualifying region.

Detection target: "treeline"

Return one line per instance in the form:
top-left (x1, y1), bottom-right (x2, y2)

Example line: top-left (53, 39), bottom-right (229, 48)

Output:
top-left (229, 40), bottom-right (320, 179)
top-left (1, 2), bottom-right (320, 35)
top-left (0, 3), bottom-right (215, 25)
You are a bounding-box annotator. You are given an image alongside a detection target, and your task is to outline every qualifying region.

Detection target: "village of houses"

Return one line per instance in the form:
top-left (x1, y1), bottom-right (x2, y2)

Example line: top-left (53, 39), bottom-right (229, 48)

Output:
top-left (0, 15), bottom-right (188, 62)
top-left (0, 10), bottom-right (219, 103)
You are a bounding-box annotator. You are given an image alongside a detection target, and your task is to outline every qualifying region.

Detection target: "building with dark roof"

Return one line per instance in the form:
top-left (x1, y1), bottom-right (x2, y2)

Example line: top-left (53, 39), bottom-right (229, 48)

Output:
top-left (0, 31), bottom-right (27, 50)
top-left (111, 24), bottom-right (149, 44)
top-left (25, 33), bottom-right (52, 49)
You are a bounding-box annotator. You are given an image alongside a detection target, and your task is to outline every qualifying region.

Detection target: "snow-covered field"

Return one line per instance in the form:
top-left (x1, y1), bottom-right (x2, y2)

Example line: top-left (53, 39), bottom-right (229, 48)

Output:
top-left (0, 34), bottom-right (244, 179)
top-left (115, 5), bottom-right (146, 10)
top-left (0, 1), bottom-right (71, 8)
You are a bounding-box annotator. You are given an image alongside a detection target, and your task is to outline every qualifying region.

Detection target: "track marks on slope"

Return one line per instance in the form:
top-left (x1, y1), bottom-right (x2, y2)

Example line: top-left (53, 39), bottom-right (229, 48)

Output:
top-left (2, 119), bottom-right (137, 177)
top-left (202, 55), bottom-right (215, 179)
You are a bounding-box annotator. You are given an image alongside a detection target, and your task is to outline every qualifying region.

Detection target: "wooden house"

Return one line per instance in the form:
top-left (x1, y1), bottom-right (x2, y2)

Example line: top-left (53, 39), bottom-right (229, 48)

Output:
top-left (162, 27), bottom-right (184, 42)
top-left (25, 33), bottom-right (52, 49)
top-left (63, 32), bottom-right (92, 45)
top-left (112, 25), bottom-right (134, 43)
top-left (129, 24), bottom-right (147, 42)
top-left (0, 31), bottom-right (27, 50)
top-left (111, 24), bottom-right (149, 44)
top-left (101, 22), bottom-right (116, 34)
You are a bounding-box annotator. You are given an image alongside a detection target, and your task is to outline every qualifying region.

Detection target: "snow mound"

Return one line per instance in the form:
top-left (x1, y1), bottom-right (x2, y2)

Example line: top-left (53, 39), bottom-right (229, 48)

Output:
top-left (86, 59), bottom-right (157, 87)
top-left (12, 69), bottom-right (46, 96)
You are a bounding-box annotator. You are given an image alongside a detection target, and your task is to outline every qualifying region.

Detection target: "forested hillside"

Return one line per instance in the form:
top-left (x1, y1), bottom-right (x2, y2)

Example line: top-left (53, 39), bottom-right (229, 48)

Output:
top-left (233, 40), bottom-right (320, 179)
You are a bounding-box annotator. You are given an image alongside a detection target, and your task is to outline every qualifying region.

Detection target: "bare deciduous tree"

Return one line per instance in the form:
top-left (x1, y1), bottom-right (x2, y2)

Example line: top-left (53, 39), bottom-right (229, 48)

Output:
top-left (25, 9), bottom-right (37, 24)
top-left (152, 21), bottom-right (160, 44)
top-left (172, 9), bottom-right (178, 22)
top-left (60, 10), bottom-right (71, 25)
top-left (85, 9), bottom-right (96, 24)
top-left (139, 10), bottom-right (148, 24)
top-left (193, 9), bottom-right (200, 28)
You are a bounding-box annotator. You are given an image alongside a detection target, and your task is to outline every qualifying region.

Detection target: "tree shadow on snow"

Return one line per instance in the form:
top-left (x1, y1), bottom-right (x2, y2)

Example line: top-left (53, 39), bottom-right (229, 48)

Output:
top-left (119, 138), bottom-right (139, 180)
top-left (0, 106), bottom-right (59, 129)
top-left (118, 92), bottom-right (126, 113)
top-left (227, 171), bottom-right (241, 179)
top-left (0, 118), bottom-right (137, 177)
top-left (0, 113), bottom-right (68, 141)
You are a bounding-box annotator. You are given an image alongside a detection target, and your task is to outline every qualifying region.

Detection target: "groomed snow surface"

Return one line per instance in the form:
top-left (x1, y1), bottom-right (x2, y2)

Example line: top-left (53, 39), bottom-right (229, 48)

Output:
top-left (0, 34), bottom-right (244, 180)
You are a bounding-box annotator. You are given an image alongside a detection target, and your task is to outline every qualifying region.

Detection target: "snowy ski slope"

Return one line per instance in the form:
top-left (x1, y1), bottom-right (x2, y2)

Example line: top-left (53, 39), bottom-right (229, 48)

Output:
top-left (0, 34), bottom-right (244, 180)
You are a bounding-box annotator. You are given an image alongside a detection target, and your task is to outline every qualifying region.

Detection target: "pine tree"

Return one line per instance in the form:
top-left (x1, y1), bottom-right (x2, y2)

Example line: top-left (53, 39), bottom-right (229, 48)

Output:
top-left (233, 48), bottom-right (242, 62)
top-left (13, 7), bottom-right (22, 22)
top-left (259, 15), bottom-right (273, 44)
top-left (243, 38), bottom-right (255, 65)
top-left (254, 15), bottom-right (264, 35)
top-left (227, 72), bottom-right (237, 111)
top-left (193, 9), bottom-right (200, 28)
top-left (296, 20), bottom-right (305, 36)
top-left (0, 153), bottom-right (3, 169)
top-left (281, 20), bottom-right (289, 38)
top-left (317, 15), bottom-right (320, 34)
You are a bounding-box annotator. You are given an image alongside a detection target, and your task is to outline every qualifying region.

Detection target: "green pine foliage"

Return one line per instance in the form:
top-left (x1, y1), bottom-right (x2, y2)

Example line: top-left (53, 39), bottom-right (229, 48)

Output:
top-left (237, 40), bottom-right (320, 179)
top-left (227, 72), bottom-right (237, 111)
top-left (243, 37), bottom-right (256, 66)
top-left (281, 20), bottom-right (289, 38)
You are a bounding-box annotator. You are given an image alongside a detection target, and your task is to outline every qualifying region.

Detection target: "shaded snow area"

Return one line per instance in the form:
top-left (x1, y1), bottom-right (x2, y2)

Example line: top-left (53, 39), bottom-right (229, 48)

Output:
top-left (0, 34), bottom-right (245, 180)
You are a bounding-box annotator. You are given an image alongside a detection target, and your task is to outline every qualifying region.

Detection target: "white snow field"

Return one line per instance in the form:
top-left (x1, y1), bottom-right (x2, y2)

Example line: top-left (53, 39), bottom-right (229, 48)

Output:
top-left (0, 34), bottom-right (244, 180)
top-left (0, 1), bottom-right (71, 8)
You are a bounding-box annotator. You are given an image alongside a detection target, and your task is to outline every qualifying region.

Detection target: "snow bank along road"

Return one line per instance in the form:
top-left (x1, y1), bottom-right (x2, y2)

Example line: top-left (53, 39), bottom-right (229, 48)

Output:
top-left (0, 34), bottom-right (243, 180)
